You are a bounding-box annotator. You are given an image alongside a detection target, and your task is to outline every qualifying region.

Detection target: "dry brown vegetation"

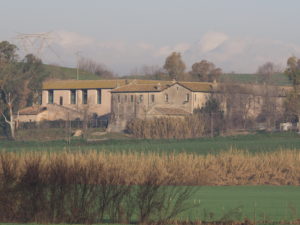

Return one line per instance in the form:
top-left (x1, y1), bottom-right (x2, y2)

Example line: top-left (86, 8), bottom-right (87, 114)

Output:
top-left (1, 149), bottom-right (300, 186)
top-left (126, 116), bottom-right (207, 139)
top-left (1, 150), bottom-right (300, 224)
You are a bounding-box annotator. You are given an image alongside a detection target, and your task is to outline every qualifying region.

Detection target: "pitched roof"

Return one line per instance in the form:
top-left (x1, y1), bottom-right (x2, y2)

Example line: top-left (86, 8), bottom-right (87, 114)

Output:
top-left (112, 81), bottom-right (214, 93)
top-left (179, 82), bottom-right (213, 92)
top-left (43, 80), bottom-right (128, 90)
top-left (111, 83), bottom-right (172, 93)
top-left (18, 106), bottom-right (47, 115)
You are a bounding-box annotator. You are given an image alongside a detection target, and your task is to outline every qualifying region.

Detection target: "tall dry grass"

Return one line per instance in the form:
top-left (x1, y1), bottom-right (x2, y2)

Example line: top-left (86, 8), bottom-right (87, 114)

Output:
top-left (0, 150), bottom-right (300, 224)
top-left (1, 149), bottom-right (300, 186)
top-left (126, 116), bottom-right (207, 139)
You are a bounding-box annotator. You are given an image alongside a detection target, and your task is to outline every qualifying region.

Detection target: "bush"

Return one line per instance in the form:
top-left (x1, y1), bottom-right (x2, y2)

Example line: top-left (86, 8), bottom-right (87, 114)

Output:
top-left (126, 115), bottom-right (207, 139)
top-left (0, 151), bottom-right (199, 224)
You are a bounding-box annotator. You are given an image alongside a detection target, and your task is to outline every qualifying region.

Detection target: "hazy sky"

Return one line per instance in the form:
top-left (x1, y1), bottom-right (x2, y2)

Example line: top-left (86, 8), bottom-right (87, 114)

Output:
top-left (1, 0), bottom-right (300, 75)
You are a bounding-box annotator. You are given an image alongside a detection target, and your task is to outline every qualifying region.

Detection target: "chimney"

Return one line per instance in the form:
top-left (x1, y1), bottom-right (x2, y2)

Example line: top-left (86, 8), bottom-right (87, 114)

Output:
top-left (155, 82), bottom-right (161, 91)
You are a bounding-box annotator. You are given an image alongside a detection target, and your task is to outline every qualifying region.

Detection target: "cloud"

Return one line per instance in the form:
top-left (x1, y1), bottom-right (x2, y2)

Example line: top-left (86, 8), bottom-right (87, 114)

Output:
top-left (197, 31), bottom-right (229, 53)
top-left (185, 33), bottom-right (300, 73)
top-left (36, 30), bottom-right (300, 75)
top-left (53, 30), bottom-right (95, 47)
top-left (155, 42), bottom-right (190, 57)
top-left (136, 42), bottom-right (154, 51)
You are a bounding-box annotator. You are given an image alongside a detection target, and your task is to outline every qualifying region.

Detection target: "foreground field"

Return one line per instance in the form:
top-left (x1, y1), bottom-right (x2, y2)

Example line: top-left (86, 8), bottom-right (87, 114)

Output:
top-left (188, 186), bottom-right (300, 222)
top-left (1, 151), bottom-right (300, 224)
top-left (1, 186), bottom-right (300, 222)
top-left (1, 132), bottom-right (300, 154)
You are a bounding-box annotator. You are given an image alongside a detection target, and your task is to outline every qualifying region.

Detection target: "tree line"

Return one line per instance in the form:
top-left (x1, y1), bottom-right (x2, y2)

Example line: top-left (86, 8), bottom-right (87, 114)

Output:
top-left (0, 41), bottom-right (50, 139)
top-left (127, 52), bottom-right (223, 82)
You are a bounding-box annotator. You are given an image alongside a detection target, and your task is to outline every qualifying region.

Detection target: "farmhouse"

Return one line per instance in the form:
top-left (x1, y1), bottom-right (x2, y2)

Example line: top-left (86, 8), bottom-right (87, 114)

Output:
top-left (109, 80), bottom-right (214, 130)
top-left (13, 78), bottom-right (293, 133)
top-left (15, 79), bottom-right (128, 122)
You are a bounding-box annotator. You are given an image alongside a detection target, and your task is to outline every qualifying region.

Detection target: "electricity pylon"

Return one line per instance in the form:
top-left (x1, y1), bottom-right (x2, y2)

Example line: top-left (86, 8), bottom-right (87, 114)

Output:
top-left (15, 32), bottom-right (53, 57)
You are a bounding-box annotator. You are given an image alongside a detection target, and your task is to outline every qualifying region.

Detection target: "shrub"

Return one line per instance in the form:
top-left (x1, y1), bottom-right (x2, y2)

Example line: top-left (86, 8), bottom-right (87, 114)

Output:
top-left (126, 115), bottom-right (207, 139)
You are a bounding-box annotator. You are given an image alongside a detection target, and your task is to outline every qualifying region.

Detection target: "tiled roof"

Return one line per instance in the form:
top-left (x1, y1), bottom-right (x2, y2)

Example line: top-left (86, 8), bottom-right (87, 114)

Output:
top-left (153, 107), bottom-right (190, 115)
top-left (18, 106), bottom-right (47, 115)
top-left (112, 81), bottom-right (214, 93)
top-left (43, 79), bottom-right (128, 90)
top-left (179, 82), bottom-right (213, 92)
top-left (112, 83), bottom-right (172, 93)
top-left (134, 80), bottom-right (172, 85)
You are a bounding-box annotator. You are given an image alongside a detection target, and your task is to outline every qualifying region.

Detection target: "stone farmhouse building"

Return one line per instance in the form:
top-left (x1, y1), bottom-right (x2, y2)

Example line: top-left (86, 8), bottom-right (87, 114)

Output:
top-left (13, 79), bottom-right (292, 131)
top-left (109, 80), bottom-right (213, 130)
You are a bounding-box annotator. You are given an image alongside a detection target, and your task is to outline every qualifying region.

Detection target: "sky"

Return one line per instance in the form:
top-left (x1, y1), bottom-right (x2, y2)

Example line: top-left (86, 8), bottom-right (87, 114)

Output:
top-left (1, 0), bottom-right (300, 75)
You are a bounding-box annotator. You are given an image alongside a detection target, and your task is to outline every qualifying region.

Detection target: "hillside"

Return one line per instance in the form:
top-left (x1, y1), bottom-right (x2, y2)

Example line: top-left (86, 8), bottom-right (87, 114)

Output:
top-left (44, 64), bottom-right (101, 80)
top-left (220, 73), bottom-right (292, 86)
top-left (43, 64), bottom-right (292, 86)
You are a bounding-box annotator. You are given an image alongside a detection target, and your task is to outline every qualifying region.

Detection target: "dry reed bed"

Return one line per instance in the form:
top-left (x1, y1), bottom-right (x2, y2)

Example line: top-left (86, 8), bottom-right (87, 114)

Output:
top-left (1, 149), bottom-right (300, 185)
top-left (1, 149), bottom-right (300, 224)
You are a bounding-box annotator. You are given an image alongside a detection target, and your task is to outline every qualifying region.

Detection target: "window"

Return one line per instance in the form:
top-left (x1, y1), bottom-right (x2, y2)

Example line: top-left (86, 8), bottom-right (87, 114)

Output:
top-left (117, 95), bottom-right (120, 103)
top-left (165, 94), bottom-right (169, 103)
top-left (82, 89), bottom-right (88, 104)
top-left (139, 95), bottom-right (143, 103)
top-left (48, 90), bottom-right (54, 104)
top-left (186, 93), bottom-right (190, 102)
top-left (97, 89), bottom-right (102, 104)
top-left (59, 96), bottom-right (63, 105)
top-left (151, 94), bottom-right (155, 103)
top-left (70, 90), bottom-right (76, 104)
top-left (124, 95), bottom-right (128, 102)
top-left (130, 95), bottom-right (134, 103)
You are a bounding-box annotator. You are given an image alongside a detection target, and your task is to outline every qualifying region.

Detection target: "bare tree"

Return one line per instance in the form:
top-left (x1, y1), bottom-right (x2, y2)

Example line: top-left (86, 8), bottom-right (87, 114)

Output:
top-left (284, 56), bottom-right (300, 124)
top-left (257, 62), bottom-right (276, 84)
top-left (216, 83), bottom-right (256, 131)
top-left (79, 57), bottom-right (114, 78)
top-left (128, 65), bottom-right (169, 80)
top-left (257, 62), bottom-right (281, 130)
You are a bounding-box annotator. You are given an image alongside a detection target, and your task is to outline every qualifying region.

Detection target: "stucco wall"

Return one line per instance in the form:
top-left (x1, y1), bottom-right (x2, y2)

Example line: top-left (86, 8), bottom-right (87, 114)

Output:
top-left (192, 92), bottom-right (211, 110)
top-left (42, 89), bottom-right (112, 116)
top-left (111, 84), bottom-right (200, 121)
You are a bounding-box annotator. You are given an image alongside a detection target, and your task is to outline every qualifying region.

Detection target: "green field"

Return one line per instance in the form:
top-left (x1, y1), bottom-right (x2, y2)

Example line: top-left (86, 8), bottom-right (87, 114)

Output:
top-left (1, 132), bottom-right (300, 154)
top-left (220, 73), bottom-right (292, 86)
top-left (1, 132), bottom-right (300, 224)
top-left (1, 186), bottom-right (299, 223)
top-left (187, 186), bottom-right (300, 222)
top-left (44, 64), bottom-right (101, 80)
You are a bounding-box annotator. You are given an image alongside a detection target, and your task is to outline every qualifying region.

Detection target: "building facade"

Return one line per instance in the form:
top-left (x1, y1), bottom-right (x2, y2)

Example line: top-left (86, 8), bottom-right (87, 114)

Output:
top-left (109, 81), bottom-right (213, 130)
top-left (15, 79), bottom-right (293, 130)
top-left (41, 80), bottom-right (128, 119)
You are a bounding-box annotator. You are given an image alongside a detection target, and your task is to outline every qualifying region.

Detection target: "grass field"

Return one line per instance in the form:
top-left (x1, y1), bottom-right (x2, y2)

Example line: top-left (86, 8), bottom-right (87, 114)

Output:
top-left (1, 132), bottom-right (300, 224)
top-left (220, 73), bottom-right (292, 86)
top-left (44, 64), bottom-right (101, 80)
top-left (1, 186), bottom-right (299, 223)
top-left (187, 186), bottom-right (300, 222)
top-left (1, 131), bottom-right (300, 154)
